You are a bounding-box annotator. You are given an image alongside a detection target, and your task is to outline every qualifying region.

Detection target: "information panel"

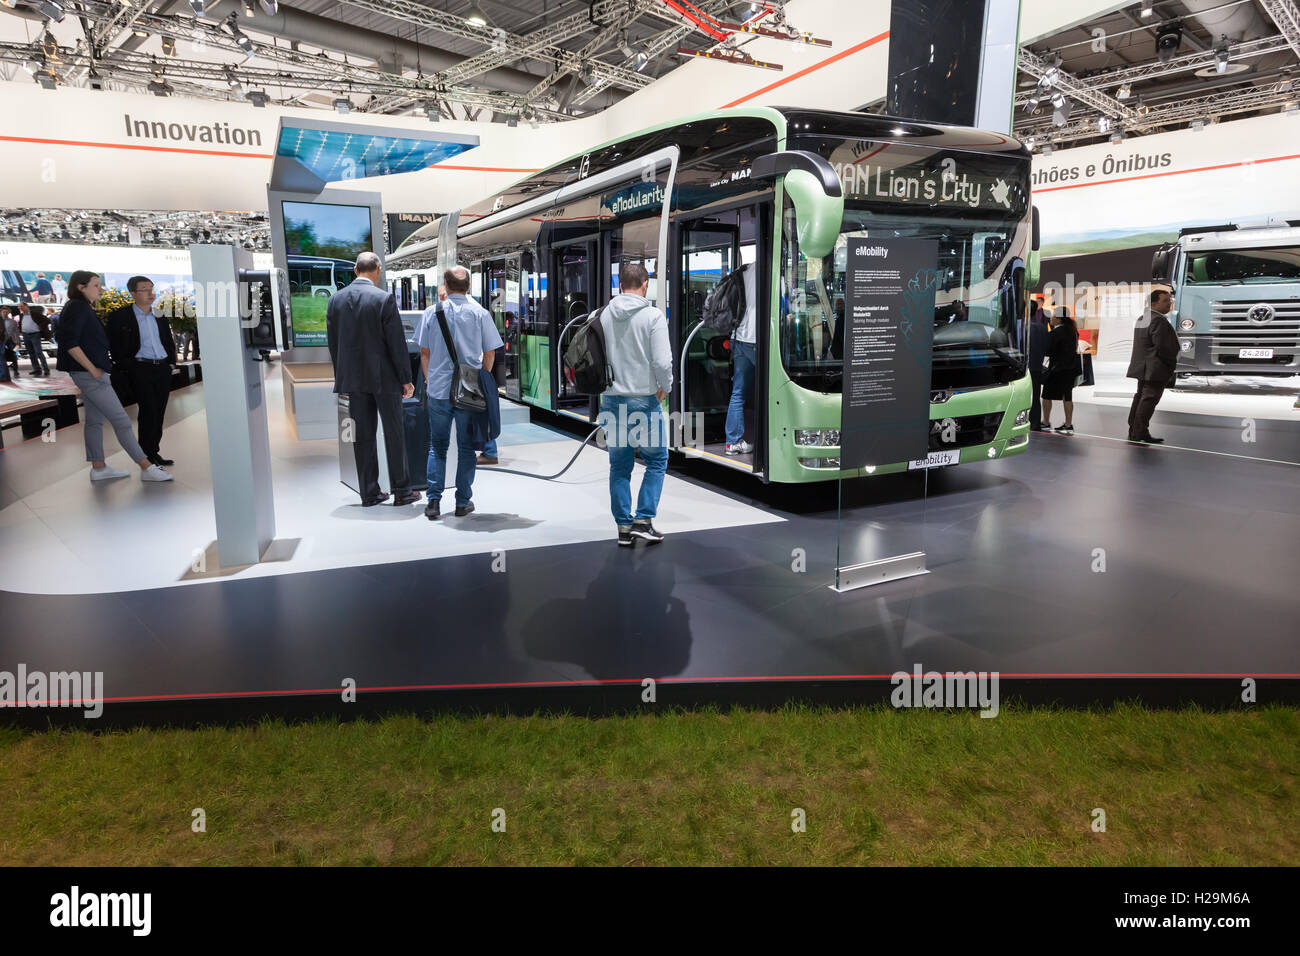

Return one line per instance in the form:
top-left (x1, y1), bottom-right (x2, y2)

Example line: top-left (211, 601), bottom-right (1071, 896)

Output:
top-left (841, 238), bottom-right (936, 469)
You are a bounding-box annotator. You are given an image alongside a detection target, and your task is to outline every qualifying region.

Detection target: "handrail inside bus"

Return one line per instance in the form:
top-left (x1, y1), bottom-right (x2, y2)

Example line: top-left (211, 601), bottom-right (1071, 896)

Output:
top-left (678, 318), bottom-right (707, 435)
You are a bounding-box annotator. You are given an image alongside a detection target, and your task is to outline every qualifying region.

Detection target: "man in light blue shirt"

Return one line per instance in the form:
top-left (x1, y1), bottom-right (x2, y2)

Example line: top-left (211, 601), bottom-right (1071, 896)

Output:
top-left (107, 276), bottom-right (178, 467)
top-left (417, 266), bottom-right (503, 520)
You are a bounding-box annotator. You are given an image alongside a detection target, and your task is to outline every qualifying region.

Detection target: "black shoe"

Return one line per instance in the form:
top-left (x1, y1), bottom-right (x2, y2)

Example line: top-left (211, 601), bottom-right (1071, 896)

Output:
top-left (1056, 424), bottom-right (1074, 435)
top-left (149, 454), bottom-right (175, 467)
top-left (393, 490), bottom-right (422, 506)
top-left (361, 492), bottom-right (391, 507)
top-left (1141, 434), bottom-right (1165, 443)
top-left (425, 499), bottom-right (441, 520)
top-left (631, 520), bottom-right (664, 544)
top-left (617, 526), bottom-right (634, 547)
top-left (454, 501), bottom-right (475, 517)
top-left (1127, 433), bottom-right (1150, 444)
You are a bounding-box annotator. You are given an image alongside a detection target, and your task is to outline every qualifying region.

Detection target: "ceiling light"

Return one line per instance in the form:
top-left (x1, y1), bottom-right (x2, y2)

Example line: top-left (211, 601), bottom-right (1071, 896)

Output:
top-left (1050, 92), bottom-right (1066, 109)
top-left (1156, 23), bottom-right (1181, 64)
top-left (35, 69), bottom-right (58, 90)
top-left (1098, 116), bottom-right (1111, 133)
top-left (1286, 102), bottom-right (1299, 116)
top-left (1190, 117), bottom-right (1205, 131)
top-left (260, 0), bottom-right (278, 13)
top-left (22, 56), bottom-right (44, 75)
top-left (466, 2), bottom-right (489, 26)
top-left (424, 100), bottom-right (439, 121)
top-left (1140, 1), bottom-right (1153, 18)
top-left (35, 0), bottom-right (64, 21)
top-left (161, 35), bottom-right (176, 56)
top-left (132, 26), bottom-right (149, 38)
top-left (1110, 130), bottom-right (1124, 144)
top-left (1025, 95), bottom-right (1040, 112)
top-left (1116, 83), bottom-right (1132, 100)
top-left (227, 15), bottom-right (254, 54)
top-left (246, 89), bottom-right (268, 107)
top-left (225, 65), bottom-right (241, 89)
top-left (333, 96), bottom-right (351, 113)
top-left (148, 78), bottom-right (173, 96)
top-left (633, 51), bottom-right (649, 71)
top-left (1024, 136), bottom-right (1036, 150)
top-left (189, 0), bottom-right (206, 15)
top-left (1215, 40), bottom-right (1229, 74)
top-left (242, 0), bottom-right (255, 15)
top-left (1041, 144), bottom-right (1054, 156)
top-left (42, 32), bottom-right (58, 58)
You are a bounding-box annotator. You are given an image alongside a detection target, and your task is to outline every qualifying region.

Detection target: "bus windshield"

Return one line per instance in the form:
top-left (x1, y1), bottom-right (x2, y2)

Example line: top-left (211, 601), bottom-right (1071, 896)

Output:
top-left (1184, 246), bottom-right (1300, 285)
top-left (780, 206), bottom-right (1028, 392)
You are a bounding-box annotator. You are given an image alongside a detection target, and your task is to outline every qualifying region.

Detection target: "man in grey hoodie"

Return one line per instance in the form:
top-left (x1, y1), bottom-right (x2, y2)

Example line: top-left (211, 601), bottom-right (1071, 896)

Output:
top-left (597, 262), bottom-right (674, 546)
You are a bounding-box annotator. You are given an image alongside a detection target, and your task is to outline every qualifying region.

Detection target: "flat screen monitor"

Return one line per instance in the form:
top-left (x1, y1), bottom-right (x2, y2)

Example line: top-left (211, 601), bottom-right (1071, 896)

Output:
top-left (281, 200), bottom-right (373, 347)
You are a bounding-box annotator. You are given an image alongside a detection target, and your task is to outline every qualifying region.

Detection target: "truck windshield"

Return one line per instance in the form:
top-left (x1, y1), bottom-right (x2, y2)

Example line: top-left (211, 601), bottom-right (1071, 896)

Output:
top-left (779, 207), bottom-right (1028, 392)
top-left (1184, 247), bottom-right (1300, 284)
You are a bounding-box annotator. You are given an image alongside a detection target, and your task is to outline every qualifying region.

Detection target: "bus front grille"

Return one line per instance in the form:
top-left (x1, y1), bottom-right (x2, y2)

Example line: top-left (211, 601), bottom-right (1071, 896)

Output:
top-left (929, 413), bottom-right (1003, 451)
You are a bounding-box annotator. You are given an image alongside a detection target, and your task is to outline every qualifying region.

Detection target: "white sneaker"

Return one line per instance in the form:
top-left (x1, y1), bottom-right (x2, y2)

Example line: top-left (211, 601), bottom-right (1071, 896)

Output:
top-left (90, 466), bottom-right (129, 481)
top-left (142, 464), bottom-right (174, 482)
top-left (726, 441), bottom-right (754, 455)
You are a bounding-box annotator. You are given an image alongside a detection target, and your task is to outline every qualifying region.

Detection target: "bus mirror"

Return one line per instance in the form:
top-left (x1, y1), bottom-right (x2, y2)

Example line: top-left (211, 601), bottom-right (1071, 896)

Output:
top-left (1031, 205), bottom-right (1041, 252)
top-left (784, 167), bottom-right (844, 260)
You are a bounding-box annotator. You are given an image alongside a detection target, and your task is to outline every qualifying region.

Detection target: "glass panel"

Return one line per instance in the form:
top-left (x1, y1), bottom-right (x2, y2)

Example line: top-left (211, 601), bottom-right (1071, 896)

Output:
top-left (554, 241), bottom-right (597, 416)
top-left (679, 214), bottom-right (738, 449)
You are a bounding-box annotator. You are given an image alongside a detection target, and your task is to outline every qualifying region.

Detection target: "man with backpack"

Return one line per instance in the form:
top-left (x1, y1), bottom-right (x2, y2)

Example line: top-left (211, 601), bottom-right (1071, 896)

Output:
top-left (588, 262), bottom-right (673, 546)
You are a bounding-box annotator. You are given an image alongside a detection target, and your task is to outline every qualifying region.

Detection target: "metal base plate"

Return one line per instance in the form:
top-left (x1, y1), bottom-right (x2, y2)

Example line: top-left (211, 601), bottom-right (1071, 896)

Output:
top-left (830, 552), bottom-right (928, 593)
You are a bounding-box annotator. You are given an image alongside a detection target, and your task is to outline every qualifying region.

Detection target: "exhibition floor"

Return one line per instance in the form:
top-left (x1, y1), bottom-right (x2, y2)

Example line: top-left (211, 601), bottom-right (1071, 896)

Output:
top-left (1, 365), bottom-right (1298, 724)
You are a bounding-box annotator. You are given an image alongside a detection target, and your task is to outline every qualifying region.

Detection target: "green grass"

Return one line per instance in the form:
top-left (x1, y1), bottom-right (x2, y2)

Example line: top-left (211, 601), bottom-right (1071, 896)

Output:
top-left (1, 704), bottom-right (1296, 866)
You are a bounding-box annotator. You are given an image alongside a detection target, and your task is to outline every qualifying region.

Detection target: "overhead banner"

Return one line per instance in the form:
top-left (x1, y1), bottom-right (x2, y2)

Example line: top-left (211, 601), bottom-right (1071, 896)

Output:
top-left (840, 237), bottom-right (936, 469)
top-left (386, 212), bottom-right (441, 253)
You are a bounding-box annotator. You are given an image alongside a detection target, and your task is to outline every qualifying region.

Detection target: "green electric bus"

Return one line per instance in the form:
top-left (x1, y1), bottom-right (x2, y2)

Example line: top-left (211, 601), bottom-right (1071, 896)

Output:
top-left (389, 106), bottom-right (1037, 483)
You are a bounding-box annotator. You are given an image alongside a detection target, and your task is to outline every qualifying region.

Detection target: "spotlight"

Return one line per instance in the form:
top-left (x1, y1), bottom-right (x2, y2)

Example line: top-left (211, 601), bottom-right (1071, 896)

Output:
top-left (161, 35), bottom-right (176, 56)
top-left (224, 65), bottom-right (241, 89)
top-left (423, 99), bottom-right (439, 121)
top-left (35, 0), bottom-right (64, 21)
top-left (1043, 54), bottom-right (1062, 86)
top-left (1050, 92), bottom-right (1066, 109)
top-left (246, 89), bottom-right (268, 107)
top-left (189, 0), bottom-right (206, 15)
top-left (1110, 130), bottom-right (1124, 144)
top-left (1052, 98), bottom-right (1071, 127)
top-left (242, 0), bottom-right (255, 15)
top-left (41, 32), bottom-right (58, 58)
top-left (1156, 22), bottom-right (1181, 64)
top-left (1098, 116), bottom-right (1111, 133)
top-left (633, 51), bottom-right (649, 72)
top-left (1116, 83), bottom-right (1132, 100)
top-left (1215, 40), bottom-right (1229, 74)
top-left (333, 96), bottom-right (351, 113)
top-left (1191, 117), bottom-right (1205, 131)
top-left (132, 26), bottom-right (149, 38)
top-left (148, 78), bottom-right (173, 96)
top-left (466, 2), bottom-right (489, 26)
top-left (1286, 102), bottom-right (1299, 116)
top-left (260, 0), bottom-right (278, 12)
top-left (1041, 144), bottom-right (1055, 156)
top-left (35, 69), bottom-right (58, 90)
top-left (22, 56), bottom-right (44, 75)
top-left (227, 15), bottom-right (254, 54)
top-left (1025, 95), bottom-right (1040, 113)
top-left (1140, 0), bottom-right (1153, 18)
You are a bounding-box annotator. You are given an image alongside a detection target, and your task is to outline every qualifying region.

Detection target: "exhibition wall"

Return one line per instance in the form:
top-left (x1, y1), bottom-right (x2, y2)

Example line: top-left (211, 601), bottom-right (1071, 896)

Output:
top-left (0, 0), bottom-right (1125, 218)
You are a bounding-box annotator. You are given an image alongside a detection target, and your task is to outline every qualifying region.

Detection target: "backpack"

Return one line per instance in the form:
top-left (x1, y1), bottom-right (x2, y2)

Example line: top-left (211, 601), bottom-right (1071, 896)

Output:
top-left (563, 308), bottom-right (614, 394)
top-left (699, 266), bottom-right (747, 335)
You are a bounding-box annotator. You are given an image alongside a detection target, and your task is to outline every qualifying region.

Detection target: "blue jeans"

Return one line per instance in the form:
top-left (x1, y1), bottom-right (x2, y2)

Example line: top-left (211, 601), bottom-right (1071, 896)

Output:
top-left (484, 437), bottom-right (498, 457)
top-left (426, 396), bottom-right (477, 508)
top-left (23, 333), bottom-right (48, 374)
top-left (600, 394), bottom-right (668, 527)
top-left (725, 339), bottom-right (756, 445)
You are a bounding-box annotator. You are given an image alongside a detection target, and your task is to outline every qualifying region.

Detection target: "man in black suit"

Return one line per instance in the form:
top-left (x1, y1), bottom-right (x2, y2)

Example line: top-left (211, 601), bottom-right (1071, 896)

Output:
top-left (107, 276), bottom-right (178, 466)
top-left (327, 252), bottom-right (419, 507)
top-left (1027, 304), bottom-right (1049, 430)
top-left (1127, 287), bottom-right (1180, 443)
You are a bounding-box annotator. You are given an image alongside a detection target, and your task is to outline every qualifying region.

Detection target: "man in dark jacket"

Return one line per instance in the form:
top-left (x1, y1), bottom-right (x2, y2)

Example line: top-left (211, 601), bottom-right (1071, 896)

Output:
top-left (1127, 288), bottom-right (1180, 443)
top-left (1026, 309), bottom-right (1049, 430)
top-left (327, 252), bottom-right (418, 507)
top-left (107, 276), bottom-right (178, 466)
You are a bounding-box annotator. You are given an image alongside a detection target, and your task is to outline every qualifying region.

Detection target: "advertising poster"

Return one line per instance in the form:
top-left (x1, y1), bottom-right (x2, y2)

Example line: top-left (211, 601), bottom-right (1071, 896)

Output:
top-left (841, 238), bottom-right (937, 469)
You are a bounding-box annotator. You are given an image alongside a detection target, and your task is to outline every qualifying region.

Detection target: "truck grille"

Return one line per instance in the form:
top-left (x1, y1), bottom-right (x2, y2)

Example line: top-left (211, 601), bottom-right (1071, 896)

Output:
top-left (1208, 300), bottom-right (1300, 365)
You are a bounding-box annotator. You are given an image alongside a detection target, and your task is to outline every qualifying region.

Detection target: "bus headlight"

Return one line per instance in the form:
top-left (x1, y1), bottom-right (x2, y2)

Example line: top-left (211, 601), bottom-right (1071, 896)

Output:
top-left (1014, 408), bottom-right (1030, 425)
top-left (1179, 318), bottom-right (1195, 331)
top-left (795, 429), bottom-right (841, 447)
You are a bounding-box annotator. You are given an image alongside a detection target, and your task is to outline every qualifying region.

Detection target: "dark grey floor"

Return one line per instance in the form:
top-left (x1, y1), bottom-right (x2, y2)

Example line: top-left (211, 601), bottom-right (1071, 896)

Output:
top-left (2, 397), bottom-right (1297, 724)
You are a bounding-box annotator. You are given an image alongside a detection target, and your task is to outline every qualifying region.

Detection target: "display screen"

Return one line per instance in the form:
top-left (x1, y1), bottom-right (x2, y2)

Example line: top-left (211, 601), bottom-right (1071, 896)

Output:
top-left (281, 200), bottom-right (373, 347)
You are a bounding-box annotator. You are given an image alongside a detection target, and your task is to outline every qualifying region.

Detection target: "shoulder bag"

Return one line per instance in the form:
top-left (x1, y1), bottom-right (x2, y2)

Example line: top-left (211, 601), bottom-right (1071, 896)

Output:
top-left (434, 303), bottom-right (488, 413)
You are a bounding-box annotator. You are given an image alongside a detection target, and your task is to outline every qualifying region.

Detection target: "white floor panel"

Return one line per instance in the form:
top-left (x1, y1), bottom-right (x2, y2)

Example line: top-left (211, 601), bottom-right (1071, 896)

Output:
top-left (1, 370), bottom-right (783, 595)
top-left (1078, 361), bottom-right (1300, 420)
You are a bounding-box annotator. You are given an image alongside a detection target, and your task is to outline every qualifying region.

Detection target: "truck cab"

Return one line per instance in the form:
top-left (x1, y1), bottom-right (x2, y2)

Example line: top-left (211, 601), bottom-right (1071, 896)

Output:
top-left (1152, 220), bottom-right (1300, 378)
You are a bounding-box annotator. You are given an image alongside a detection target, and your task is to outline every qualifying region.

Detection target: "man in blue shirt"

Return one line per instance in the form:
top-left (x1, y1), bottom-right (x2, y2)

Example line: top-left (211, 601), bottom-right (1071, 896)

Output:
top-left (417, 266), bottom-right (502, 520)
top-left (107, 276), bottom-right (178, 466)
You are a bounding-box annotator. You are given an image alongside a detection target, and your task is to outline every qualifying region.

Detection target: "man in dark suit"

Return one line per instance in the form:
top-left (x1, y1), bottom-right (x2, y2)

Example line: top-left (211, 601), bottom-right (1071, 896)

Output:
top-left (1127, 287), bottom-right (1180, 443)
top-left (107, 276), bottom-right (178, 466)
top-left (327, 252), bottom-right (419, 507)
